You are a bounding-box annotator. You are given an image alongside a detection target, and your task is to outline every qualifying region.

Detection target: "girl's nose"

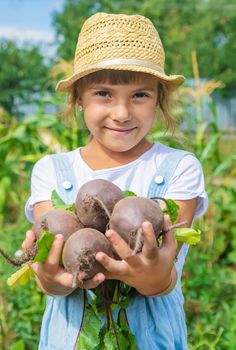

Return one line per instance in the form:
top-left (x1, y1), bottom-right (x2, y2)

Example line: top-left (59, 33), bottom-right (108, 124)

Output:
top-left (110, 103), bottom-right (131, 122)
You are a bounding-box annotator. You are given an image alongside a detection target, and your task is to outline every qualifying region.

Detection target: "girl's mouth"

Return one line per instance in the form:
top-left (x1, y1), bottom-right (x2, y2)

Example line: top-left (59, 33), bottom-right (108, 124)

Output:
top-left (105, 127), bottom-right (136, 135)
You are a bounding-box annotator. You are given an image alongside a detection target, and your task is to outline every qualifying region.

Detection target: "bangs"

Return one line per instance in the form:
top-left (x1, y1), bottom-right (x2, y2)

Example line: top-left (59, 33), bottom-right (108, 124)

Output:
top-left (76, 70), bottom-right (153, 90)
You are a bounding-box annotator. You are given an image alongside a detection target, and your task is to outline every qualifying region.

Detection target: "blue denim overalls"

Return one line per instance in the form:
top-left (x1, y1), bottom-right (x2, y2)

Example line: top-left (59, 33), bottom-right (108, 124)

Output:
top-left (38, 150), bottom-right (190, 350)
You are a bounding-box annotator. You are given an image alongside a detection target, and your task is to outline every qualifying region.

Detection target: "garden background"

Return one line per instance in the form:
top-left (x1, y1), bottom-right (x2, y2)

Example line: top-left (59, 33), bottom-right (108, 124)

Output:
top-left (0, 1), bottom-right (235, 349)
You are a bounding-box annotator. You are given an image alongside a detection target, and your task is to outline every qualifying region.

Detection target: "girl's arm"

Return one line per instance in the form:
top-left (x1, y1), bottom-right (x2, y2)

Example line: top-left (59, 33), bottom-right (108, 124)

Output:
top-left (151, 197), bottom-right (198, 297)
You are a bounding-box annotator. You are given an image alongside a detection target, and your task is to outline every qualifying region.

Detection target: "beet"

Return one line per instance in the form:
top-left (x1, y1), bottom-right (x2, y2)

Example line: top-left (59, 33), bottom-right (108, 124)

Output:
top-left (33, 209), bottom-right (84, 241)
top-left (63, 228), bottom-right (114, 287)
top-left (109, 196), bottom-right (164, 253)
top-left (0, 209), bottom-right (84, 267)
top-left (75, 179), bottom-right (124, 233)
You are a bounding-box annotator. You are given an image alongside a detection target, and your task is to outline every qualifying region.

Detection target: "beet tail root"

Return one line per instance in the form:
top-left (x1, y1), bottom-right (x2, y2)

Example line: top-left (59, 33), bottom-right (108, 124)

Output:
top-left (160, 221), bottom-right (188, 235)
top-left (132, 227), bottom-right (144, 255)
top-left (71, 271), bottom-right (84, 289)
top-left (0, 245), bottom-right (38, 267)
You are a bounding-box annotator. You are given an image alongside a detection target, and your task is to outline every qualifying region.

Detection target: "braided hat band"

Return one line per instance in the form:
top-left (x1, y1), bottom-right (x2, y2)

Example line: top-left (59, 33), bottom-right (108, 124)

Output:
top-left (56, 12), bottom-right (185, 92)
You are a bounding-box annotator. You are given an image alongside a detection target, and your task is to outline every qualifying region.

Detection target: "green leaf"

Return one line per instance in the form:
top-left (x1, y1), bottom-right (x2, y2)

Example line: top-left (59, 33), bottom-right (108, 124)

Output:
top-left (162, 198), bottom-right (179, 223)
top-left (123, 190), bottom-right (137, 197)
top-left (93, 286), bottom-right (107, 316)
top-left (118, 309), bottom-right (139, 349)
top-left (77, 303), bottom-right (101, 349)
top-left (103, 326), bottom-right (128, 350)
top-left (51, 190), bottom-right (66, 207)
top-left (9, 340), bottom-right (25, 350)
top-left (103, 325), bottom-right (139, 350)
top-left (7, 264), bottom-right (34, 288)
top-left (51, 190), bottom-right (75, 211)
top-left (200, 133), bottom-right (221, 163)
top-left (174, 228), bottom-right (201, 245)
top-left (34, 230), bottom-right (55, 262)
top-left (93, 281), bottom-right (121, 315)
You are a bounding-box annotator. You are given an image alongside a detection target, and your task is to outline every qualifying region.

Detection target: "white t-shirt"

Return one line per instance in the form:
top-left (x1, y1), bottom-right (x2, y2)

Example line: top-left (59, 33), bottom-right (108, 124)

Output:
top-left (25, 142), bottom-right (208, 224)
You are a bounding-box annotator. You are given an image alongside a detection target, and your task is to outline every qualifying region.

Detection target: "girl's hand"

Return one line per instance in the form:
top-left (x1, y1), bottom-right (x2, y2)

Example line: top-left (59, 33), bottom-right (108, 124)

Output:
top-left (96, 217), bottom-right (177, 296)
top-left (22, 230), bottom-right (105, 296)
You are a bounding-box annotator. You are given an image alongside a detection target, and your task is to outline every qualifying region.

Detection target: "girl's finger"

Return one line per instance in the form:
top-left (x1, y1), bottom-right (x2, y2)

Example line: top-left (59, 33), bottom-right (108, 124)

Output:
top-left (30, 262), bottom-right (83, 290)
top-left (22, 230), bottom-right (36, 251)
top-left (141, 221), bottom-right (158, 259)
top-left (80, 273), bottom-right (106, 289)
top-left (57, 270), bottom-right (85, 289)
top-left (161, 215), bottom-right (177, 254)
top-left (27, 261), bottom-right (39, 275)
top-left (162, 230), bottom-right (177, 257)
top-left (105, 230), bottom-right (133, 261)
top-left (162, 215), bottom-right (171, 232)
top-left (44, 234), bottom-right (64, 272)
top-left (96, 251), bottom-right (125, 277)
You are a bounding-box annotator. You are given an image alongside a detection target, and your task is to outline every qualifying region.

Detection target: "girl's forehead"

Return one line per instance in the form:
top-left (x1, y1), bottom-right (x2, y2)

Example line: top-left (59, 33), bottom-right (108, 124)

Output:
top-left (76, 70), bottom-right (159, 92)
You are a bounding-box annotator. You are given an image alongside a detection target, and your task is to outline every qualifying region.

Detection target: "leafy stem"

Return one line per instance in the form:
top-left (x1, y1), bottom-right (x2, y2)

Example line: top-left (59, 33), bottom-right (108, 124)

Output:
top-left (151, 197), bottom-right (179, 223)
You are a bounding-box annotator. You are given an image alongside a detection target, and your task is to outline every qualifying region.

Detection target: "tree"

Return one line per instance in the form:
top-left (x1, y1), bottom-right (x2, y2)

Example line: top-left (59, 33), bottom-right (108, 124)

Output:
top-left (52, 0), bottom-right (236, 94)
top-left (0, 40), bottom-right (53, 116)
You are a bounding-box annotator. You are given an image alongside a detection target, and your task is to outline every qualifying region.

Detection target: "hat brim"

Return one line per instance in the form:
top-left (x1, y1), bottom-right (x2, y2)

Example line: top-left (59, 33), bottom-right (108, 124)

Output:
top-left (56, 64), bottom-right (185, 92)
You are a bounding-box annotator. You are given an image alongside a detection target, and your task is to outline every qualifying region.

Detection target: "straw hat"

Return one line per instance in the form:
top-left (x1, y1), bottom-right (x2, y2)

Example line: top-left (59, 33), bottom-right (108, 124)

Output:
top-left (56, 12), bottom-right (185, 92)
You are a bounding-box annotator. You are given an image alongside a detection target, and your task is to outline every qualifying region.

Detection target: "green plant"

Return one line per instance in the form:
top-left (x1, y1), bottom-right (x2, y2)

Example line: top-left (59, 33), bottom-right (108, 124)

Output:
top-left (0, 97), bottom-right (89, 227)
top-left (0, 218), bottom-right (45, 349)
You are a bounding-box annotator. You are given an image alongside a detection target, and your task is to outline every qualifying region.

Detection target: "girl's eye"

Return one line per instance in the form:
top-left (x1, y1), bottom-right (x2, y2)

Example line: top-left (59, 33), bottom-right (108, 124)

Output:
top-left (133, 92), bottom-right (149, 98)
top-left (95, 91), bottom-right (110, 97)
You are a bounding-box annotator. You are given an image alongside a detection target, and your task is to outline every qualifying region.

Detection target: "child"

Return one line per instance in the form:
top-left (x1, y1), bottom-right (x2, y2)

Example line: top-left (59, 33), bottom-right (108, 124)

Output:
top-left (23, 12), bottom-right (208, 350)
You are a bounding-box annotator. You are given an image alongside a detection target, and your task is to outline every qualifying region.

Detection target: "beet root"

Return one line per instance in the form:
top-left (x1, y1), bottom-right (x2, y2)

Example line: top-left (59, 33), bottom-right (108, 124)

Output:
top-left (62, 228), bottom-right (114, 287)
top-left (33, 209), bottom-right (84, 241)
top-left (109, 196), bottom-right (164, 254)
top-left (75, 179), bottom-right (124, 233)
top-left (0, 209), bottom-right (84, 268)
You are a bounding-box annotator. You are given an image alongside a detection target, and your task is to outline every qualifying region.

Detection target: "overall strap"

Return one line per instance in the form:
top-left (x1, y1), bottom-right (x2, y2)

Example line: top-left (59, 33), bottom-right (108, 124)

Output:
top-left (147, 150), bottom-right (192, 198)
top-left (50, 153), bottom-right (78, 204)
top-left (147, 149), bottom-right (193, 279)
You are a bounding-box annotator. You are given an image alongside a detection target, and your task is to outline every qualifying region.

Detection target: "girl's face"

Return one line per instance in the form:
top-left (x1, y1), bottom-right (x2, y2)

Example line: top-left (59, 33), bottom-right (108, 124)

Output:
top-left (79, 75), bottom-right (158, 157)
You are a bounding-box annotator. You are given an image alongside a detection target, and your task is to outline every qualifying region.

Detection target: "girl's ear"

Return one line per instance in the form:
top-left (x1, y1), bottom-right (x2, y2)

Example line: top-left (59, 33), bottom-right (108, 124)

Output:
top-left (76, 95), bottom-right (83, 108)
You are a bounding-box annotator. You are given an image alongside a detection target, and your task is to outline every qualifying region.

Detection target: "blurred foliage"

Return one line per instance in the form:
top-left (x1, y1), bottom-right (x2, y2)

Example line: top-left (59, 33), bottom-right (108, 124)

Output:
top-left (0, 40), bottom-right (53, 117)
top-left (0, 96), bottom-right (89, 226)
top-left (52, 0), bottom-right (236, 95)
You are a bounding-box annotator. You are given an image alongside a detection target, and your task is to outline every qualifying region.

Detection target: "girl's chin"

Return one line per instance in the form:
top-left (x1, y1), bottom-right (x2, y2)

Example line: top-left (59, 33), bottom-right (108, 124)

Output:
top-left (100, 140), bottom-right (147, 154)
top-left (92, 135), bottom-right (149, 154)
top-left (104, 145), bottom-right (135, 153)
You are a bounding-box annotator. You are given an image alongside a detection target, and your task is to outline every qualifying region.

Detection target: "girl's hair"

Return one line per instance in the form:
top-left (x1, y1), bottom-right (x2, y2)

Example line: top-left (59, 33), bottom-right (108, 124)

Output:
top-left (66, 70), bottom-right (175, 132)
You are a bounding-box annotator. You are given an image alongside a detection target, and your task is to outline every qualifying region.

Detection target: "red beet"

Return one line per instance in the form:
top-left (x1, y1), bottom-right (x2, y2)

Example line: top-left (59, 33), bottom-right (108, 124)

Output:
top-left (33, 209), bottom-right (84, 241)
top-left (62, 228), bottom-right (114, 287)
top-left (75, 179), bottom-right (124, 233)
top-left (109, 196), bottom-right (164, 253)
